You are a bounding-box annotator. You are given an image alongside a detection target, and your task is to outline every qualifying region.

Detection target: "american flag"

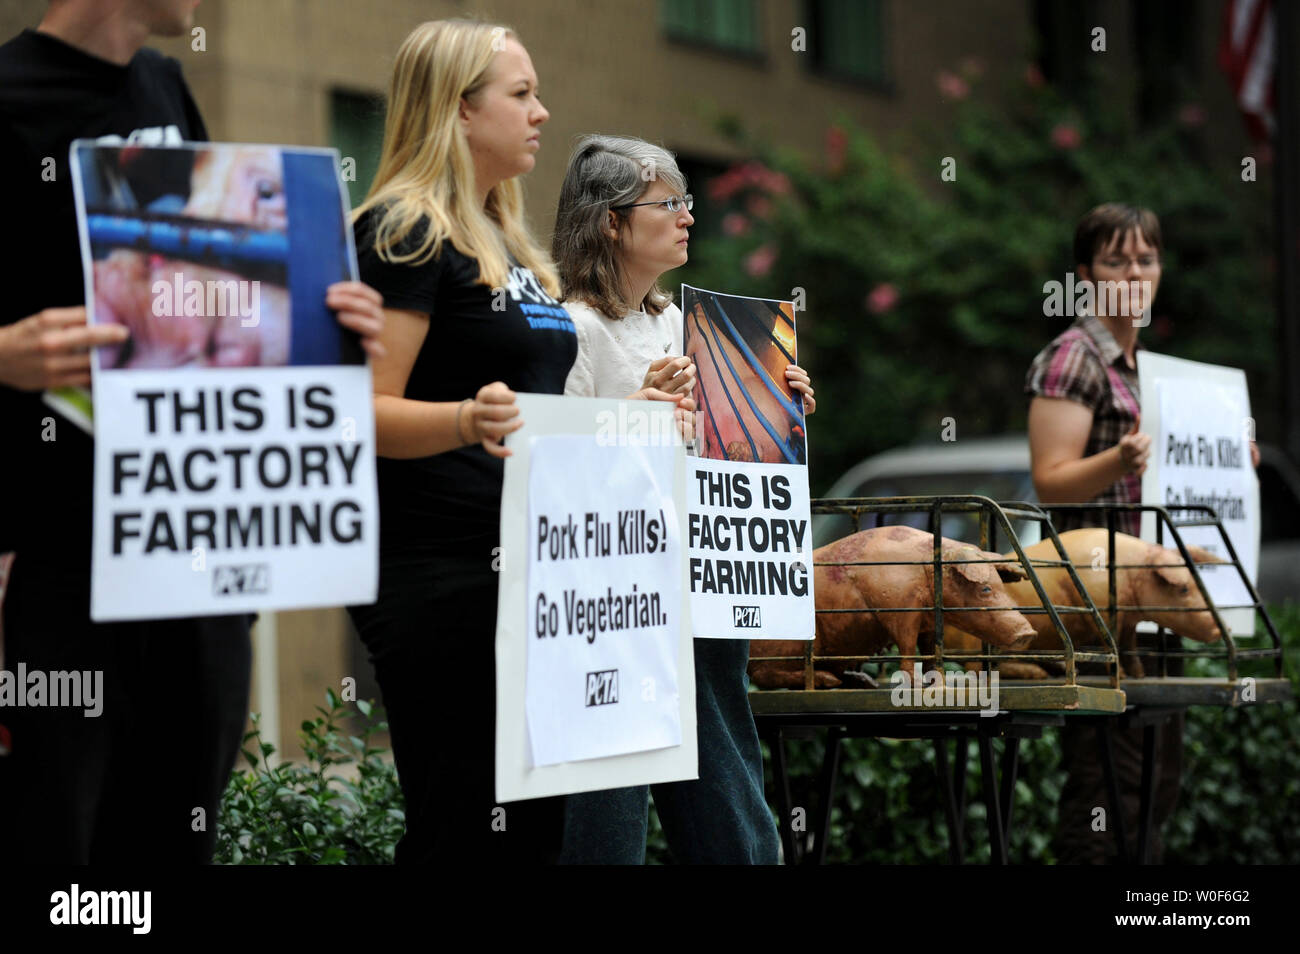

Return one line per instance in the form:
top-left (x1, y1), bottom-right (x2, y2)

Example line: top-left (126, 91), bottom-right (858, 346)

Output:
top-left (1219, 0), bottom-right (1276, 140)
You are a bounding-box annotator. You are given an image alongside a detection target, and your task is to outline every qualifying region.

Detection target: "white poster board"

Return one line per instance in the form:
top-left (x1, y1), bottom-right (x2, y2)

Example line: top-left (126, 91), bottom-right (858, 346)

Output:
top-left (682, 285), bottom-right (815, 639)
top-left (496, 394), bottom-right (697, 801)
top-left (70, 141), bottom-right (377, 620)
top-left (1138, 352), bottom-right (1259, 635)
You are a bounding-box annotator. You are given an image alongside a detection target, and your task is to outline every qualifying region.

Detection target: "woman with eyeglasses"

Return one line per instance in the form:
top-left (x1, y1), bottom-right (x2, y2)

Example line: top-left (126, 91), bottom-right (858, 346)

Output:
top-left (346, 19), bottom-right (574, 864)
top-left (552, 135), bottom-right (815, 864)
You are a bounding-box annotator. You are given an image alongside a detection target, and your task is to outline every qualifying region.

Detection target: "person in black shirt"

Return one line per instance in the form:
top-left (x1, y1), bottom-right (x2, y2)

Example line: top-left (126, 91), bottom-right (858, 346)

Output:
top-left (346, 19), bottom-right (585, 863)
top-left (0, 0), bottom-right (384, 863)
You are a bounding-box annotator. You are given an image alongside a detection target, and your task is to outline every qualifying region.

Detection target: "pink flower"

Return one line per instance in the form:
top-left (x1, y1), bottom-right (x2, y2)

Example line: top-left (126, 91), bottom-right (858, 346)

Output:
top-left (937, 70), bottom-right (970, 101)
top-left (739, 161), bottom-right (766, 187)
top-left (708, 167), bottom-right (744, 202)
top-left (1025, 63), bottom-right (1045, 88)
top-left (827, 125), bottom-right (848, 173)
top-left (745, 195), bottom-right (772, 220)
top-left (722, 212), bottom-right (750, 237)
top-left (765, 171), bottom-right (792, 195)
top-left (1178, 104), bottom-right (1207, 127)
top-left (866, 283), bottom-right (898, 314)
top-left (744, 244), bottom-right (778, 278)
top-left (1050, 123), bottom-right (1082, 149)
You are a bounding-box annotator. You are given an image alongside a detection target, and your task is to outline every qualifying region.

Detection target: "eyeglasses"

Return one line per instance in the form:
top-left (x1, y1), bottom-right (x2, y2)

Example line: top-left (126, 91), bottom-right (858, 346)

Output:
top-left (1094, 255), bottom-right (1160, 270)
top-left (613, 194), bottom-right (693, 213)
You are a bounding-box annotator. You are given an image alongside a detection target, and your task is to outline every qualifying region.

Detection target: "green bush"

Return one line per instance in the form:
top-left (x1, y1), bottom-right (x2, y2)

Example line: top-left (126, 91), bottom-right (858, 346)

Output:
top-left (724, 603), bottom-right (1297, 865)
top-left (1164, 602), bottom-right (1300, 863)
top-left (219, 607), bottom-right (1294, 864)
top-left (215, 691), bottom-right (404, 865)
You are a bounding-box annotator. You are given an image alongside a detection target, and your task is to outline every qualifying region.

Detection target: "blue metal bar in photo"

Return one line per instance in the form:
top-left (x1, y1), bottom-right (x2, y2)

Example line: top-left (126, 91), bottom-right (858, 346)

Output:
top-left (691, 309), bottom-right (762, 463)
top-left (87, 214), bottom-right (290, 265)
top-left (698, 305), bottom-right (799, 463)
top-left (703, 296), bottom-right (803, 421)
top-left (738, 299), bottom-right (795, 365)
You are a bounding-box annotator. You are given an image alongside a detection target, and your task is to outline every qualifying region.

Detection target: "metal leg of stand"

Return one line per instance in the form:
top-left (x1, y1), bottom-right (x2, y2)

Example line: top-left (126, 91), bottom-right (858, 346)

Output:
top-left (768, 728), bottom-right (800, 866)
top-left (810, 727), bottom-right (844, 866)
top-left (935, 738), bottom-right (965, 865)
top-left (1137, 723), bottom-right (1158, 865)
top-left (999, 737), bottom-right (1021, 859)
top-left (1096, 722), bottom-right (1130, 863)
top-left (978, 733), bottom-right (1007, 865)
top-left (954, 737), bottom-right (969, 823)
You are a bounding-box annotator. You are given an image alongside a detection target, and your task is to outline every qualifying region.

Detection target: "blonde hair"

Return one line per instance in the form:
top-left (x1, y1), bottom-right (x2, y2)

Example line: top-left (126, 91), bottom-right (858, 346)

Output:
top-left (353, 19), bottom-right (558, 295)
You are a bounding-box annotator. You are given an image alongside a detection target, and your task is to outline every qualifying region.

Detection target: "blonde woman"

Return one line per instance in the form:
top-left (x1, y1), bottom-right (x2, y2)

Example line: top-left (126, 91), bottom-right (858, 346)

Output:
top-left (346, 19), bottom-right (575, 864)
top-left (553, 135), bottom-right (815, 864)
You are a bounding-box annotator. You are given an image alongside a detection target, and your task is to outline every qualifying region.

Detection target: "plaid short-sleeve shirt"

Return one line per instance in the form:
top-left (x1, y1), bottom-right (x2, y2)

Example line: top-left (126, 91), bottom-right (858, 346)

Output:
top-left (1025, 314), bottom-right (1144, 535)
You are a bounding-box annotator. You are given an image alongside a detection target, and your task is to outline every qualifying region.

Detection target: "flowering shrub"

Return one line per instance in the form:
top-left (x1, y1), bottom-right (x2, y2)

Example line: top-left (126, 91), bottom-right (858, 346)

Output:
top-left (678, 63), bottom-right (1277, 492)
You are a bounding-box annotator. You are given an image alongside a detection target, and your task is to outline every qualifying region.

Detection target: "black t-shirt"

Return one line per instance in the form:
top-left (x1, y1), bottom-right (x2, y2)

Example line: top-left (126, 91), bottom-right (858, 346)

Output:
top-left (354, 209), bottom-right (577, 559)
top-left (0, 30), bottom-right (208, 607)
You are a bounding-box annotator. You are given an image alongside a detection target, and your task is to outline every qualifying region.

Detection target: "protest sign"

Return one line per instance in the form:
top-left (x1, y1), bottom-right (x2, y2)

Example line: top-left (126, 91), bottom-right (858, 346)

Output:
top-left (1138, 352), bottom-right (1259, 635)
top-left (682, 285), bottom-right (815, 640)
top-left (496, 394), bottom-right (696, 801)
top-left (70, 141), bottom-right (377, 620)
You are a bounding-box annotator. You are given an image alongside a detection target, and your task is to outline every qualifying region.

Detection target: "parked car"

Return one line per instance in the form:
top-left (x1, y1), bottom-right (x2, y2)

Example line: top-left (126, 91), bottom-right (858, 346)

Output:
top-left (814, 436), bottom-right (1299, 605)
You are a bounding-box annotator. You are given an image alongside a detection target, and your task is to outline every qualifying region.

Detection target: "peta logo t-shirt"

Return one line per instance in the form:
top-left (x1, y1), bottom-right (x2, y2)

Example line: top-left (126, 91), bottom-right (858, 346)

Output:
top-left (354, 211), bottom-right (578, 555)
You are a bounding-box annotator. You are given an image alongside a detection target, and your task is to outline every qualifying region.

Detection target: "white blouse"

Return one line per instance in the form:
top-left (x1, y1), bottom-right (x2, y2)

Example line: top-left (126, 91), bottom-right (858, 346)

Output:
top-left (563, 299), bottom-right (684, 398)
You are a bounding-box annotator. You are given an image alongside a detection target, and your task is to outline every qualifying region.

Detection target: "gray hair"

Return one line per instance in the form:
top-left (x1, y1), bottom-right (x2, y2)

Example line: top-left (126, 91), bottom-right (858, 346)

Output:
top-left (551, 134), bottom-right (687, 319)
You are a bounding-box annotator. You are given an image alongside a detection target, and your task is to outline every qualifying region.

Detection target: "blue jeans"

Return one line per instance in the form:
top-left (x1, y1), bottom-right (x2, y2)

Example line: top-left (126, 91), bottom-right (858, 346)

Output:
top-left (559, 637), bottom-right (779, 864)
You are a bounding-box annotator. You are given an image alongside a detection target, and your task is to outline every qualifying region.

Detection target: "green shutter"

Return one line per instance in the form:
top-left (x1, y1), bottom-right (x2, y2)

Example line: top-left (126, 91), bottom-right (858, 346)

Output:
top-left (661, 0), bottom-right (761, 53)
top-left (328, 90), bottom-right (385, 212)
top-left (816, 0), bottom-right (886, 84)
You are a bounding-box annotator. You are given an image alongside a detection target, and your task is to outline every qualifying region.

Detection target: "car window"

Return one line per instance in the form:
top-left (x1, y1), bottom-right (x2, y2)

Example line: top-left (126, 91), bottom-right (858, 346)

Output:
top-left (813, 470), bottom-right (1038, 549)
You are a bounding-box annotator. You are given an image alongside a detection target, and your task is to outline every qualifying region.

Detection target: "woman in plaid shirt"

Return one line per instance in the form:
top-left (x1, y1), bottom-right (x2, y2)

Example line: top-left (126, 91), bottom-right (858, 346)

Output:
top-left (1026, 204), bottom-right (1159, 536)
top-left (1024, 203), bottom-right (1259, 865)
top-left (1026, 203), bottom-right (1174, 864)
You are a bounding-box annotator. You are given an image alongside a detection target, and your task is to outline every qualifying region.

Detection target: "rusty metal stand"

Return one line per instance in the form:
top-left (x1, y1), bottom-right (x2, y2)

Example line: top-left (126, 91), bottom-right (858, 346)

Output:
top-left (1079, 705), bottom-right (1183, 864)
top-left (757, 711), bottom-right (1062, 865)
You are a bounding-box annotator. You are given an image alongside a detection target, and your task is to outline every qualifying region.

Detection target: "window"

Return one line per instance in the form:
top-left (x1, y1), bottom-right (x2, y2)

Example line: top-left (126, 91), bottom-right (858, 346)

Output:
top-left (806, 0), bottom-right (889, 87)
top-left (328, 89), bottom-right (385, 212)
top-left (661, 0), bottom-right (762, 56)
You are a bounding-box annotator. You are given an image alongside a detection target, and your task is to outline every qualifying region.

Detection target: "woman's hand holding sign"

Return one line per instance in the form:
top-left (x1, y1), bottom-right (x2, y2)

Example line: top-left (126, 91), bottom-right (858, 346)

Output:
top-left (0, 306), bottom-right (128, 390)
top-left (785, 364), bottom-right (815, 415)
top-left (632, 355), bottom-right (697, 445)
top-left (326, 281), bottom-right (386, 360)
top-left (1119, 417), bottom-right (1152, 476)
top-left (462, 381), bottom-right (525, 458)
top-left (641, 355), bottom-right (695, 397)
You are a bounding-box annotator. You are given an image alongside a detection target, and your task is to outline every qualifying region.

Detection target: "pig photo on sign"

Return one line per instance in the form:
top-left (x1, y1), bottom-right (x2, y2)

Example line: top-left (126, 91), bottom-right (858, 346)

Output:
top-left (76, 142), bottom-right (361, 372)
top-left (684, 290), bottom-right (806, 466)
top-left (944, 529), bottom-right (1226, 678)
top-left (747, 526), bottom-right (1036, 689)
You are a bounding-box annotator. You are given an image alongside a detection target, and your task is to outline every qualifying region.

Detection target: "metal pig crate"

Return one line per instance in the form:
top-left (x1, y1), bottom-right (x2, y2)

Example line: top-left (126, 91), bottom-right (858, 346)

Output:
top-left (748, 494), bottom-right (1128, 716)
top-left (1032, 502), bottom-right (1293, 708)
